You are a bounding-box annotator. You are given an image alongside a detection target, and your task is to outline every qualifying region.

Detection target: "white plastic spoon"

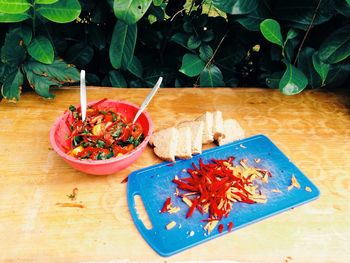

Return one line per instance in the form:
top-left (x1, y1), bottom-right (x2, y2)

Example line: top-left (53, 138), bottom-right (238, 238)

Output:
top-left (132, 77), bottom-right (163, 124)
top-left (80, 70), bottom-right (87, 122)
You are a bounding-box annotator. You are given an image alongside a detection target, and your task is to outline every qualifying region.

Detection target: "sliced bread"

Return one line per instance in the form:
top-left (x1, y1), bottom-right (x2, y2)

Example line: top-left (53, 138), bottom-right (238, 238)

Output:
top-left (217, 119), bottom-right (245, 146)
top-left (149, 127), bottom-right (178, 162)
top-left (175, 126), bottom-right (192, 159)
top-left (177, 120), bottom-right (203, 155)
top-left (213, 110), bottom-right (224, 140)
top-left (196, 111), bottom-right (214, 144)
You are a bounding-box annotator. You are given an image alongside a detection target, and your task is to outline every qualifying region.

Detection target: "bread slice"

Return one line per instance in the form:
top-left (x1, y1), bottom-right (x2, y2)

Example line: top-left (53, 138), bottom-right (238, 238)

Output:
top-left (195, 112), bottom-right (214, 144)
top-left (177, 120), bottom-right (203, 155)
top-left (217, 119), bottom-right (245, 146)
top-left (213, 110), bottom-right (224, 140)
top-left (149, 127), bottom-right (178, 162)
top-left (175, 126), bottom-right (192, 159)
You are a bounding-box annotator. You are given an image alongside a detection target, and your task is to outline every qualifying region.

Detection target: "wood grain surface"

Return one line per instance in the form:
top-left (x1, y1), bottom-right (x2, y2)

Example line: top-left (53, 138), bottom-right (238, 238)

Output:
top-left (0, 87), bottom-right (349, 263)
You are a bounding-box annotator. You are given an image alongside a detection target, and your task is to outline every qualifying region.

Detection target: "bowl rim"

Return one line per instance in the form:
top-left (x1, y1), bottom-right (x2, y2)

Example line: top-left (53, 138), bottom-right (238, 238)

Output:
top-left (49, 99), bottom-right (153, 165)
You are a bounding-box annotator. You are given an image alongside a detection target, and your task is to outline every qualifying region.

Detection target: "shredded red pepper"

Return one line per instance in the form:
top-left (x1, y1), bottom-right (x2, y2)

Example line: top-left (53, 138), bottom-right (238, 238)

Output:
top-left (160, 197), bottom-right (172, 213)
top-left (227, 221), bottom-right (234, 232)
top-left (66, 99), bottom-right (144, 160)
top-left (172, 157), bottom-right (271, 233)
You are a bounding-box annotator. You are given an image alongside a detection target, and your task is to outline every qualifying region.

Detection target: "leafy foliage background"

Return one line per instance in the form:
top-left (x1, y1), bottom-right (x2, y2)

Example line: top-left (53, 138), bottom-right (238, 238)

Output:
top-left (0, 0), bottom-right (349, 101)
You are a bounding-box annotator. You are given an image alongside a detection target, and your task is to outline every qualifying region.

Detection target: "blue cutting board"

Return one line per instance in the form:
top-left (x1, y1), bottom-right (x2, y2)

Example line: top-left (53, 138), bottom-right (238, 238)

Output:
top-left (127, 134), bottom-right (320, 257)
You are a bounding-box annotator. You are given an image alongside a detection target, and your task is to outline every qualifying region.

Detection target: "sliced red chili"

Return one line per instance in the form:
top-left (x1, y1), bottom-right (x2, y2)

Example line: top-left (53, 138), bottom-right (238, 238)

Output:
top-left (160, 197), bottom-right (171, 213)
top-left (218, 224), bottom-right (224, 233)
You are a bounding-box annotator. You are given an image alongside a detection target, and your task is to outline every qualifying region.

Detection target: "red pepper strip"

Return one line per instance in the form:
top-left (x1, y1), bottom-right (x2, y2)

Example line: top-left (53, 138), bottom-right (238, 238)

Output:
top-left (172, 179), bottom-right (197, 192)
top-left (228, 222), bottom-right (234, 232)
top-left (121, 176), bottom-right (128, 184)
top-left (218, 224), bottom-right (224, 233)
top-left (166, 163), bottom-right (174, 167)
top-left (186, 198), bottom-right (198, 218)
top-left (160, 197), bottom-right (171, 213)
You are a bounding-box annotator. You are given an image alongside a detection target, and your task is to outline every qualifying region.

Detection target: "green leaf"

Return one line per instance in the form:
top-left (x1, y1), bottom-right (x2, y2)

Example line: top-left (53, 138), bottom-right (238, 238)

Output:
top-left (285, 28), bottom-right (298, 42)
top-left (109, 20), bottom-right (137, 70)
top-left (127, 56), bottom-right (143, 78)
top-left (14, 24), bottom-right (32, 46)
top-left (199, 44), bottom-right (213, 62)
top-left (318, 26), bottom-right (350, 64)
top-left (65, 43), bottom-right (94, 68)
top-left (153, 0), bottom-right (163, 6)
top-left (187, 35), bottom-right (201, 49)
top-left (25, 68), bottom-right (57, 98)
top-left (113, 0), bottom-right (152, 25)
top-left (109, 70), bottom-right (127, 87)
top-left (212, 0), bottom-right (258, 15)
top-left (0, 0), bottom-right (31, 14)
top-left (35, 0), bottom-right (58, 4)
top-left (235, 2), bottom-right (269, 31)
top-left (179, 54), bottom-right (205, 77)
top-left (25, 59), bottom-right (79, 84)
top-left (260, 19), bottom-right (283, 47)
top-left (36, 0), bottom-right (81, 23)
top-left (1, 68), bottom-right (23, 101)
top-left (170, 33), bottom-right (190, 50)
top-left (312, 51), bottom-right (330, 84)
top-left (0, 12), bottom-right (30, 22)
top-left (28, 36), bottom-right (54, 64)
top-left (200, 65), bottom-right (225, 87)
top-left (274, 0), bottom-right (336, 31)
top-left (200, 29), bottom-right (214, 42)
top-left (279, 60), bottom-right (308, 95)
top-left (324, 63), bottom-right (350, 88)
top-left (1, 28), bottom-right (25, 66)
top-left (335, 0), bottom-right (350, 17)
top-left (297, 47), bottom-right (321, 88)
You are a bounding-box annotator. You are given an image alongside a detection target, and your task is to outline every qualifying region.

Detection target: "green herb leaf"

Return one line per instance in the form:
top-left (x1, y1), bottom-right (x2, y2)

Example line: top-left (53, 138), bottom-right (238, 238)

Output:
top-left (96, 140), bottom-right (106, 148)
top-left (112, 128), bottom-right (122, 138)
top-left (69, 105), bottom-right (76, 112)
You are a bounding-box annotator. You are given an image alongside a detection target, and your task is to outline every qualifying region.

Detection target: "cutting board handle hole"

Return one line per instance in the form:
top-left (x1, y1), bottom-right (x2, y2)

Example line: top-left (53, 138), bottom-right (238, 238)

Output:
top-left (134, 195), bottom-right (153, 230)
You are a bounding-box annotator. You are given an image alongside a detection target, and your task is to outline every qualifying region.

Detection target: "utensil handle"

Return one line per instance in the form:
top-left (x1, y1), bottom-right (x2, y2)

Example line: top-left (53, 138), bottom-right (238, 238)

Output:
top-left (133, 77), bottom-right (162, 123)
top-left (80, 70), bottom-right (87, 121)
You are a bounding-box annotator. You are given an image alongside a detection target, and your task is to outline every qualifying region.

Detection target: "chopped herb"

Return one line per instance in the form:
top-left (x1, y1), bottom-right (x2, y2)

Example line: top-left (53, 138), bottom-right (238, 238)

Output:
top-left (112, 128), bottom-right (122, 138)
top-left (96, 140), bottom-right (106, 148)
top-left (111, 112), bottom-right (117, 122)
top-left (72, 136), bottom-right (83, 147)
top-left (69, 105), bottom-right (76, 112)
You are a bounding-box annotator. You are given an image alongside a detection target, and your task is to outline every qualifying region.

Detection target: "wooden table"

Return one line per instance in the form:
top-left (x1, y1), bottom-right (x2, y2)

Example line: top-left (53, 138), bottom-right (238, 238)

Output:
top-left (1, 87), bottom-right (349, 262)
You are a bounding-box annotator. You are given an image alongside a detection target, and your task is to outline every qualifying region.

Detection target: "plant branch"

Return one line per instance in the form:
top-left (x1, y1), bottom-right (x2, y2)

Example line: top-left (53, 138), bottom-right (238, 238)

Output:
top-left (293, 0), bottom-right (322, 65)
top-left (194, 30), bottom-right (228, 86)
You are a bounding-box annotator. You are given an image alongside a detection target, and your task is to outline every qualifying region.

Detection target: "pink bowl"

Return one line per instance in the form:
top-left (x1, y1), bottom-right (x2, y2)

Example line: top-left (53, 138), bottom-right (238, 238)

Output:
top-left (50, 100), bottom-right (153, 175)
